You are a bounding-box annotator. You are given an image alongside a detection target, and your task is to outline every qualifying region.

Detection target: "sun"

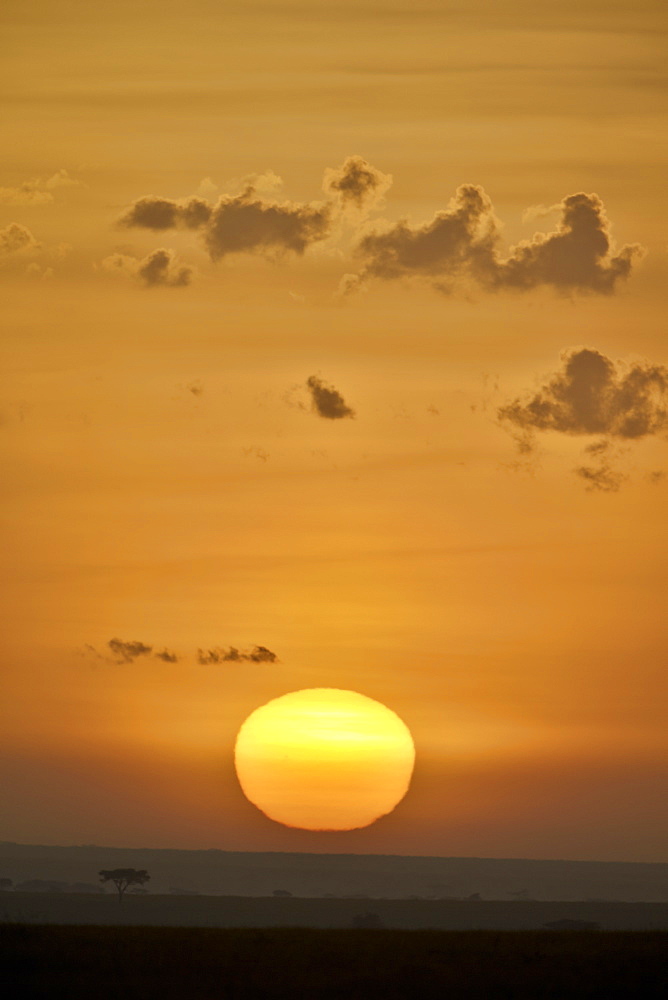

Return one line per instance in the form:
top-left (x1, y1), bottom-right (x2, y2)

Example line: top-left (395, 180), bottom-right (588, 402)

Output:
top-left (234, 688), bottom-right (415, 831)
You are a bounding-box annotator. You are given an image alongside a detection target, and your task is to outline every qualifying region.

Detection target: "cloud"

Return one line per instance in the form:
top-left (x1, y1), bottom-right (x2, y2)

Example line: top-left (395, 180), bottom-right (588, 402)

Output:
top-left (107, 638), bottom-right (153, 663)
top-left (574, 463), bottom-right (626, 493)
top-left (306, 375), bottom-right (356, 420)
top-left (154, 649), bottom-right (179, 663)
top-left (0, 223), bottom-right (40, 256)
top-left (499, 349), bottom-right (668, 440)
top-left (0, 170), bottom-right (81, 207)
top-left (232, 170), bottom-right (283, 196)
top-left (137, 249), bottom-right (193, 287)
top-left (203, 190), bottom-right (330, 261)
top-left (351, 184), bottom-right (499, 291)
top-left (349, 187), bottom-right (642, 296)
top-left (119, 185), bottom-right (331, 262)
top-left (101, 248), bottom-right (193, 287)
top-left (26, 262), bottom-right (54, 280)
top-left (246, 645), bottom-right (279, 663)
top-left (119, 196), bottom-right (212, 231)
top-left (0, 182), bottom-right (53, 207)
top-left (83, 640), bottom-right (274, 665)
top-left (116, 168), bottom-right (641, 295)
top-left (196, 645), bottom-right (278, 665)
top-left (498, 348), bottom-right (668, 489)
top-left (495, 193), bottom-right (644, 294)
top-left (44, 169), bottom-right (82, 190)
top-left (323, 155), bottom-right (392, 213)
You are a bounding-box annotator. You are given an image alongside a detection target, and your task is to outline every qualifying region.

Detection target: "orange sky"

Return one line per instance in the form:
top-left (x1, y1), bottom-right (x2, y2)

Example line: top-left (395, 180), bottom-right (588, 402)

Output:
top-left (0, 0), bottom-right (666, 861)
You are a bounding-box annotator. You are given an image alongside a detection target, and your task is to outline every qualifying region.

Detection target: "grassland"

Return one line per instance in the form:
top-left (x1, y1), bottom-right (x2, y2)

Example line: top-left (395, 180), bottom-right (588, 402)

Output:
top-left (2, 924), bottom-right (667, 999)
top-left (2, 891), bottom-right (668, 930)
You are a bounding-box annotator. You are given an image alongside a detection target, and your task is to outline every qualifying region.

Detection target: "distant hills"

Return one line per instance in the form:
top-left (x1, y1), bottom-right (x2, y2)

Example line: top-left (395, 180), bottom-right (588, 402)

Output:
top-left (1, 843), bottom-right (666, 902)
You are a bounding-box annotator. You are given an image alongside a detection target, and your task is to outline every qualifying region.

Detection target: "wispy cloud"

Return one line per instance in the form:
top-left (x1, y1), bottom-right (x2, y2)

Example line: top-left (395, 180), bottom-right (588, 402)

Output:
top-left (196, 645), bottom-right (279, 664)
top-left (107, 638), bottom-right (153, 663)
top-left (0, 170), bottom-right (81, 207)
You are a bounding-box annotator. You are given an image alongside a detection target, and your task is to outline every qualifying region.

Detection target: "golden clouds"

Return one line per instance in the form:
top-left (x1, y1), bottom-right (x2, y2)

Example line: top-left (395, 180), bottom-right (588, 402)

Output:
top-left (114, 164), bottom-right (643, 297)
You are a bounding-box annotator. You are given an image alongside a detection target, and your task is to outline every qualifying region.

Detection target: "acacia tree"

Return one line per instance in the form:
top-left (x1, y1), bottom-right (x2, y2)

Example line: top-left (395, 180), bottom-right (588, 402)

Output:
top-left (99, 868), bottom-right (150, 903)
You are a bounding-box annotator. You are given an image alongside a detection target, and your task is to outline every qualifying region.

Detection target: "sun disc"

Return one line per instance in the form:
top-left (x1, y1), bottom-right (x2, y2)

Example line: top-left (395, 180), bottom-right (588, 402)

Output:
top-left (234, 688), bottom-right (415, 831)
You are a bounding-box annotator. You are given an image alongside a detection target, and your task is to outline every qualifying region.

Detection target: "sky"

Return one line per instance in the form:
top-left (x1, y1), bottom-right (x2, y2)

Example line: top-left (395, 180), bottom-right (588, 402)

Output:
top-left (0, 0), bottom-right (666, 862)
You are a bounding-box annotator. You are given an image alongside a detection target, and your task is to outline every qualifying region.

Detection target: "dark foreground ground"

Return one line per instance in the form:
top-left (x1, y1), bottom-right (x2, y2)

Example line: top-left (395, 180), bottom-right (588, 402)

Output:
top-left (2, 925), bottom-right (667, 1000)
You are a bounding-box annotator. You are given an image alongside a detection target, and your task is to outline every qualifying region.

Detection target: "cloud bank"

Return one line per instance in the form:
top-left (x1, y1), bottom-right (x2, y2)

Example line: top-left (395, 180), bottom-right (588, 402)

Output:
top-left (116, 166), bottom-right (642, 296)
top-left (498, 348), bottom-right (668, 489)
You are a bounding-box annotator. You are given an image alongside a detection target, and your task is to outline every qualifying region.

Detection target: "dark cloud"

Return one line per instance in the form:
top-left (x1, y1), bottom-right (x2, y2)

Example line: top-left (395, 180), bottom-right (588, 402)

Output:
top-left (498, 348), bottom-right (668, 490)
top-left (107, 638), bottom-right (153, 663)
top-left (102, 248), bottom-right (193, 287)
top-left (196, 645), bottom-right (278, 665)
top-left (353, 184), bottom-right (497, 288)
top-left (245, 645), bottom-right (279, 663)
top-left (306, 375), bottom-right (355, 420)
top-left (119, 187), bottom-right (331, 262)
top-left (137, 248), bottom-right (193, 287)
top-left (498, 349), bottom-right (668, 441)
top-left (349, 187), bottom-right (642, 296)
top-left (119, 196), bottom-right (212, 231)
top-left (83, 640), bottom-right (275, 665)
top-left (323, 155), bottom-right (392, 212)
top-left (494, 193), bottom-right (643, 294)
top-left (203, 190), bottom-right (331, 261)
top-left (154, 649), bottom-right (179, 663)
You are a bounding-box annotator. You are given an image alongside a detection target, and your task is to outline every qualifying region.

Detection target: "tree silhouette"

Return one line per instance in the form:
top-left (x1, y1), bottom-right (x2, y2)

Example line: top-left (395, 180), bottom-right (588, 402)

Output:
top-left (99, 868), bottom-right (150, 903)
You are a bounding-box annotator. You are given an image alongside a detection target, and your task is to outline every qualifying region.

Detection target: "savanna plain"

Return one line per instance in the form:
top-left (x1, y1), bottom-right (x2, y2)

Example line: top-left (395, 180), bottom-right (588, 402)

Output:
top-left (2, 924), bottom-right (667, 1000)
